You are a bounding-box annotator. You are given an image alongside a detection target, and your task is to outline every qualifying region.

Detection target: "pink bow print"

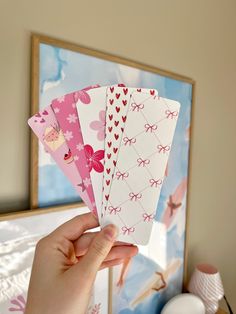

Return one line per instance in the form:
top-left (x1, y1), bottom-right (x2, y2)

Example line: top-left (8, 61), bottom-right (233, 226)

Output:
top-left (149, 178), bottom-right (163, 187)
top-left (131, 102), bottom-right (144, 112)
top-left (123, 137), bottom-right (136, 146)
top-left (157, 145), bottom-right (170, 154)
top-left (144, 123), bottom-right (157, 133)
top-left (116, 171), bottom-right (129, 180)
top-left (143, 213), bottom-right (155, 222)
top-left (108, 206), bottom-right (121, 215)
top-left (137, 158), bottom-right (150, 167)
top-left (84, 144), bottom-right (104, 173)
top-left (129, 192), bottom-right (142, 201)
top-left (122, 226), bottom-right (135, 235)
top-left (165, 110), bottom-right (178, 119)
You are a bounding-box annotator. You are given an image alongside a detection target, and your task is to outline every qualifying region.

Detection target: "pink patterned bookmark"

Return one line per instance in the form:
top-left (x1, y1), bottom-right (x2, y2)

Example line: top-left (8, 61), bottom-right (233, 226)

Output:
top-left (51, 85), bottom-right (100, 215)
top-left (102, 87), bottom-right (158, 219)
top-left (102, 92), bottom-right (180, 244)
top-left (28, 105), bottom-right (95, 214)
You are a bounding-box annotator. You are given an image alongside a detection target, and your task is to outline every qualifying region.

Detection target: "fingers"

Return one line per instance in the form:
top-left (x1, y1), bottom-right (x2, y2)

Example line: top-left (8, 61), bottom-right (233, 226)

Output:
top-left (74, 232), bottom-right (137, 257)
top-left (78, 224), bottom-right (118, 277)
top-left (49, 213), bottom-right (99, 241)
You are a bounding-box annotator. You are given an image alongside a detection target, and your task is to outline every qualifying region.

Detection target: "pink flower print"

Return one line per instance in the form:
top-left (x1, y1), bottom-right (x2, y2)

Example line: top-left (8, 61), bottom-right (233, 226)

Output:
top-left (84, 144), bottom-right (104, 173)
top-left (8, 295), bottom-right (26, 312)
top-left (66, 113), bottom-right (78, 123)
top-left (74, 90), bottom-right (91, 104)
top-left (84, 177), bottom-right (91, 187)
top-left (90, 110), bottom-right (106, 141)
top-left (76, 143), bottom-right (84, 151)
top-left (64, 130), bottom-right (73, 141)
top-left (57, 95), bottom-right (65, 103)
top-left (54, 107), bottom-right (60, 113)
top-left (90, 303), bottom-right (101, 314)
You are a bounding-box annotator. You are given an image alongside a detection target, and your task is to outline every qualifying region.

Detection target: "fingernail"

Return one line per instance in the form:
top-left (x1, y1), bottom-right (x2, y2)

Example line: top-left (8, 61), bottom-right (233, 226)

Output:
top-left (103, 224), bottom-right (118, 241)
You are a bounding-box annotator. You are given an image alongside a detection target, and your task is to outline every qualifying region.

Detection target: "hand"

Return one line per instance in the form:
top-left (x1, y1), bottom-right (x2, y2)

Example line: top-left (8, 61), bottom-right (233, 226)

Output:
top-left (25, 213), bottom-right (138, 314)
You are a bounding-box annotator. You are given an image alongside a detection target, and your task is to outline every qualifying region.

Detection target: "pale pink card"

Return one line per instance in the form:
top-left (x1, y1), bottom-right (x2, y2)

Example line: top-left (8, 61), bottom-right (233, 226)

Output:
top-left (102, 92), bottom-right (181, 245)
top-left (28, 105), bottom-right (94, 213)
top-left (51, 85), bottom-right (99, 215)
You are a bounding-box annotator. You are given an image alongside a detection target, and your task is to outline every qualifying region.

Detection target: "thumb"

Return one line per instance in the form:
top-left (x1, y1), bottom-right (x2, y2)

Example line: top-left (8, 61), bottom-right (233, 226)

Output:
top-left (80, 224), bottom-right (118, 275)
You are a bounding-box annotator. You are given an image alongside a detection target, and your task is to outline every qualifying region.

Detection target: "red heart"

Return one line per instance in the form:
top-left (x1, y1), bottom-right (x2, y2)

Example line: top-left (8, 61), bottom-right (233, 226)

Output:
top-left (40, 118), bottom-right (45, 123)
top-left (115, 106), bottom-right (120, 113)
top-left (114, 120), bottom-right (119, 127)
top-left (106, 168), bottom-right (111, 174)
top-left (122, 100), bottom-right (127, 106)
top-left (42, 110), bottom-right (48, 115)
top-left (150, 90), bottom-right (155, 95)
top-left (110, 87), bottom-right (114, 93)
top-left (116, 93), bottom-right (120, 99)
top-left (108, 126), bottom-right (113, 132)
top-left (107, 141), bottom-right (112, 147)
top-left (137, 88), bottom-right (141, 92)
top-left (109, 99), bottom-right (114, 105)
top-left (123, 88), bottom-right (128, 95)
top-left (107, 153), bottom-right (111, 159)
top-left (35, 113), bottom-right (41, 117)
top-left (106, 180), bottom-right (110, 186)
top-left (109, 114), bottom-right (113, 120)
top-left (114, 134), bottom-right (119, 140)
top-left (122, 116), bottom-right (126, 123)
top-left (113, 147), bottom-right (118, 153)
top-left (121, 127), bottom-right (124, 132)
top-left (113, 160), bottom-right (117, 166)
top-left (105, 195), bottom-right (109, 201)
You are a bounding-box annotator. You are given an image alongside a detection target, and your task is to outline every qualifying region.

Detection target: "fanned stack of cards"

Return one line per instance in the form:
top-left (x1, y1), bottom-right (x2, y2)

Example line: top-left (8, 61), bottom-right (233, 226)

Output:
top-left (28, 84), bottom-right (180, 245)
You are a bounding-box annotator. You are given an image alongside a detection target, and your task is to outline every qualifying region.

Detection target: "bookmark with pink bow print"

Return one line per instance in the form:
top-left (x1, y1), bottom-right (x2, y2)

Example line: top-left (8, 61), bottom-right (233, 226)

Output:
top-left (101, 92), bottom-right (180, 245)
top-left (101, 87), bottom-right (158, 219)
top-left (51, 85), bottom-right (100, 216)
top-left (28, 105), bottom-right (95, 214)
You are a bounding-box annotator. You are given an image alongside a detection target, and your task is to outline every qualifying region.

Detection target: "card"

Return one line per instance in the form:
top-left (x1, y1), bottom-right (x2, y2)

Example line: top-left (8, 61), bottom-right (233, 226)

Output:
top-left (76, 87), bottom-right (108, 219)
top-left (51, 85), bottom-right (99, 216)
top-left (28, 105), bottom-right (94, 212)
top-left (102, 87), bottom-right (158, 219)
top-left (101, 92), bottom-right (180, 245)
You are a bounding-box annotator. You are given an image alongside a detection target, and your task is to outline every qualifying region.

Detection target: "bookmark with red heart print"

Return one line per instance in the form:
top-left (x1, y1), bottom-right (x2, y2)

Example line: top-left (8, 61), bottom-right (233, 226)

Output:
top-left (102, 92), bottom-right (180, 245)
top-left (101, 87), bottom-right (158, 219)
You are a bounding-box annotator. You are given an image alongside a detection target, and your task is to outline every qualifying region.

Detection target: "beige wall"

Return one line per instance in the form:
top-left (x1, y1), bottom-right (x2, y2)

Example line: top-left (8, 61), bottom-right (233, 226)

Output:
top-left (0, 0), bottom-right (235, 310)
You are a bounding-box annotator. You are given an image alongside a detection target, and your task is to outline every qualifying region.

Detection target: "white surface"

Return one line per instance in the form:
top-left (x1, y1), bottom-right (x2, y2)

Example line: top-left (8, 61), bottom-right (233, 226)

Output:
top-left (161, 293), bottom-right (205, 314)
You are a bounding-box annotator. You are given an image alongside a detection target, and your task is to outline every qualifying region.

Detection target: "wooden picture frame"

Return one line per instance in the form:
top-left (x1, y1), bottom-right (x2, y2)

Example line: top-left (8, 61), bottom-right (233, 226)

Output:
top-left (29, 33), bottom-right (195, 313)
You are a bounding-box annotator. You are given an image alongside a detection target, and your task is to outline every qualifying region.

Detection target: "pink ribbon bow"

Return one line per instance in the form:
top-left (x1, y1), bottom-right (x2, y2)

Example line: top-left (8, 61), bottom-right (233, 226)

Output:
top-left (108, 206), bottom-right (121, 215)
top-left (144, 123), bottom-right (157, 133)
top-left (165, 110), bottom-right (178, 119)
top-left (131, 102), bottom-right (144, 112)
top-left (157, 145), bottom-right (170, 153)
top-left (149, 178), bottom-right (163, 187)
top-left (116, 171), bottom-right (129, 180)
top-left (137, 158), bottom-right (150, 167)
top-left (123, 137), bottom-right (136, 146)
top-left (122, 226), bottom-right (135, 235)
top-left (143, 213), bottom-right (155, 222)
top-left (129, 192), bottom-right (142, 201)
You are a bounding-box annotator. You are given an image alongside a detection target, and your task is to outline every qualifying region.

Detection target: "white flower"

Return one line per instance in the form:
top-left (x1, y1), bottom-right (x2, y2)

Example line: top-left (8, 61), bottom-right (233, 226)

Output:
top-left (84, 177), bottom-right (91, 187)
top-left (64, 130), bottom-right (73, 141)
top-left (67, 113), bottom-right (78, 124)
top-left (74, 155), bottom-right (79, 161)
top-left (76, 143), bottom-right (84, 151)
top-left (57, 95), bottom-right (65, 103)
top-left (72, 102), bottom-right (76, 108)
top-left (54, 107), bottom-right (60, 113)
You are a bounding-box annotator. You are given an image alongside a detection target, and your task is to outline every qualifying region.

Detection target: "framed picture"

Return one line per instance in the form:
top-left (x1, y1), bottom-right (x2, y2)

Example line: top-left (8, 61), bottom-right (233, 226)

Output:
top-left (0, 205), bottom-right (110, 314)
top-left (30, 34), bottom-right (194, 313)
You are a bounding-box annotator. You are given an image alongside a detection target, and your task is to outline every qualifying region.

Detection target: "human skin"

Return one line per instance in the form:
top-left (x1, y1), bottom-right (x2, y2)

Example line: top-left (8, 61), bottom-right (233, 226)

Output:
top-left (25, 213), bottom-right (138, 314)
